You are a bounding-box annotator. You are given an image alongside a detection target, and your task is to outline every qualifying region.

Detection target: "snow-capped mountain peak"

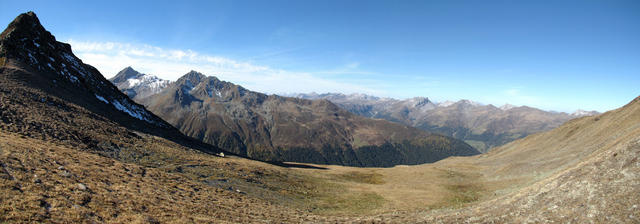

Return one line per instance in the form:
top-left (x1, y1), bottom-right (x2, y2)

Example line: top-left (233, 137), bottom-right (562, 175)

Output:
top-left (437, 100), bottom-right (456, 107)
top-left (500, 104), bottom-right (517, 111)
top-left (109, 67), bottom-right (171, 100)
top-left (571, 109), bottom-right (599, 117)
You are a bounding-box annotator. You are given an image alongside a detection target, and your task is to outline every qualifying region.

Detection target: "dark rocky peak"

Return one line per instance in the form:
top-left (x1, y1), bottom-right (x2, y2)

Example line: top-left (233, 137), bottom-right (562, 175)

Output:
top-left (173, 71), bottom-right (251, 100)
top-left (0, 11), bottom-right (70, 60)
top-left (170, 71), bottom-right (212, 105)
top-left (1, 11), bottom-right (49, 43)
top-left (173, 71), bottom-right (207, 96)
top-left (187, 76), bottom-right (226, 99)
top-left (0, 12), bottom-right (167, 127)
top-left (0, 12), bottom-right (91, 85)
top-left (410, 97), bottom-right (432, 107)
top-left (110, 66), bottom-right (143, 83)
top-left (177, 70), bottom-right (206, 85)
top-left (199, 76), bottom-right (229, 92)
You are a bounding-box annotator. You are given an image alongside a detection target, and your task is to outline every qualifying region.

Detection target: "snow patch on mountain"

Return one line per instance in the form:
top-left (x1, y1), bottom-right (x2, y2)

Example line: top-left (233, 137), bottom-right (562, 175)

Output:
top-left (95, 94), bottom-right (108, 104)
top-left (2, 12), bottom-right (169, 128)
top-left (110, 67), bottom-right (171, 100)
top-left (438, 101), bottom-right (456, 107)
top-left (124, 74), bottom-right (170, 90)
top-left (571, 109), bottom-right (599, 117)
top-left (183, 80), bottom-right (195, 93)
top-left (96, 94), bottom-right (156, 123)
top-left (111, 99), bottom-right (154, 122)
top-left (500, 104), bottom-right (517, 111)
top-left (206, 88), bottom-right (222, 98)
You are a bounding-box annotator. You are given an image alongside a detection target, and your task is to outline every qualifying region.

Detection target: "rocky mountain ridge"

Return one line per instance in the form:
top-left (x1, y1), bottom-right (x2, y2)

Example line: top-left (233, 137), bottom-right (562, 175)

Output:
top-left (291, 92), bottom-right (599, 152)
top-left (110, 71), bottom-right (598, 153)
top-left (0, 11), bottom-right (219, 154)
top-left (0, 12), bottom-right (168, 127)
top-left (132, 70), bottom-right (479, 167)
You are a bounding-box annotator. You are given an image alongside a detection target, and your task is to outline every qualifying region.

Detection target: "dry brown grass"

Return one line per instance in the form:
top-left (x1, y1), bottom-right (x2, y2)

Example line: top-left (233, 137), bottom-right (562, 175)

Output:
top-left (0, 131), bottom-right (315, 223)
top-left (3, 11), bottom-right (637, 223)
top-left (2, 95), bottom-right (639, 223)
top-left (1, 55), bottom-right (638, 222)
top-left (334, 171), bottom-right (386, 185)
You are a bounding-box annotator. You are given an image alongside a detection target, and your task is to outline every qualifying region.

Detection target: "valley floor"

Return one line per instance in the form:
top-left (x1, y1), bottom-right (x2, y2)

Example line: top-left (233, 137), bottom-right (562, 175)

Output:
top-left (0, 130), bottom-right (489, 223)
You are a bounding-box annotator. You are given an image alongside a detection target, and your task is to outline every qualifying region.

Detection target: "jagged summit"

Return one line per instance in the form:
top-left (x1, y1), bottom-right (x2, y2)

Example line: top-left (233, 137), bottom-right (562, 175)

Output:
top-left (0, 12), bottom-right (166, 126)
top-left (0, 11), bottom-right (220, 155)
top-left (110, 66), bottom-right (170, 100)
top-left (0, 11), bottom-right (212, 135)
top-left (177, 70), bottom-right (207, 84)
top-left (109, 68), bottom-right (244, 103)
top-left (499, 103), bottom-right (517, 111)
top-left (0, 11), bottom-right (47, 41)
top-left (110, 66), bottom-right (143, 83)
top-left (1, 11), bottom-right (72, 72)
top-left (407, 96), bottom-right (432, 107)
top-left (0, 12), bottom-right (74, 75)
top-left (135, 71), bottom-right (478, 166)
top-left (168, 70), bottom-right (250, 102)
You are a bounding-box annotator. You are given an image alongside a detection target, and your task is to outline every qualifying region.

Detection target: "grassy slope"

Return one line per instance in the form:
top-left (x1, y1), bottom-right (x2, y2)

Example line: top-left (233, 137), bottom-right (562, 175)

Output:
top-left (1, 55), bottom-right (638, 222)
top-left (0, 39), bottom-right (480, 222)
top-left (1, 43), bottom-right (637, 223)
top-left (1, 89), bottom-right (638, 223)
top-left (2, 58), bottom-right (638, 222)
top-left (0, 129), bottom-right (491, 223)
top-left (260, 96), bottom-right (640, 222)
top-left (0, 132), bottom-right (305, 223)
top-left (374, 96), bottom-right (640, 222)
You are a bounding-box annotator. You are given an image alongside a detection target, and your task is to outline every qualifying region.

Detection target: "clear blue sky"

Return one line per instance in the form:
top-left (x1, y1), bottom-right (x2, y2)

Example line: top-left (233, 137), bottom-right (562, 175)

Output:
top-left (1, 0), bottom-right (639, 112)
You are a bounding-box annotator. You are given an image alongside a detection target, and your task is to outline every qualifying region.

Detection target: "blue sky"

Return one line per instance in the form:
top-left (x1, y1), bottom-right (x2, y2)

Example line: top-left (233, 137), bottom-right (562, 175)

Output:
top-left (1, 0), bottom-right (639, 112)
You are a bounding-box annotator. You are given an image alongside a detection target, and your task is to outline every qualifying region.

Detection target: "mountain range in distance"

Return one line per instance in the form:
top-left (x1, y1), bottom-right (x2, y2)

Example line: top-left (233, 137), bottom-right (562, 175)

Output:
top-left (111, 67), bottom-right (479, 167)
top-left (110, 69), bottom-right (598, 153)
top-left (290, 92), bottom-right (599, 152)
top-left (1, 11), bottom-right (638, 223)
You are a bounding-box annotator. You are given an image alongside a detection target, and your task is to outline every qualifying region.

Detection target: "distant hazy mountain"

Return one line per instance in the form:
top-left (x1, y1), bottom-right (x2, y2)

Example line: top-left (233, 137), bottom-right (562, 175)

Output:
top-left (126, 71), bottom-right (479, 167)
top-left (291, 93), bottom-right (599, 152)
top-left (426, 96), bottom-right (640, 222)
top-left (570, 109), bottom-right (600, 117)
top-left (109, 67), bottom-right (170, 101)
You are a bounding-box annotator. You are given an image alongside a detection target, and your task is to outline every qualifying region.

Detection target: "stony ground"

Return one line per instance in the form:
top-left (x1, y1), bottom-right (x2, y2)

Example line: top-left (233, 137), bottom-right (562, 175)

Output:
top-left (0, 131), bottom-right (322, 223)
